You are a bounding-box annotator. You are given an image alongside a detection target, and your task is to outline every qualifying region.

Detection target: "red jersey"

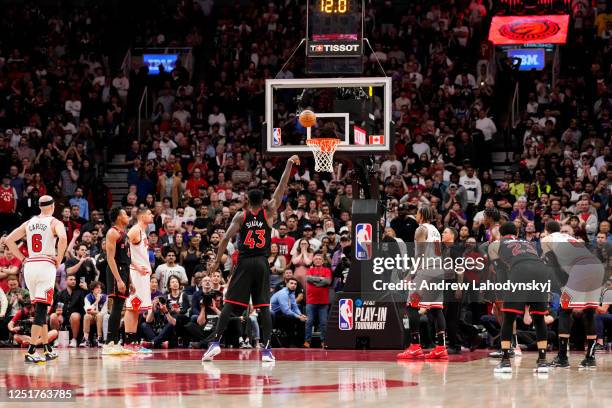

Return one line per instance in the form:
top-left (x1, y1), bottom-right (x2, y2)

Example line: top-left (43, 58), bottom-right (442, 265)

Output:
top-left (306, 266), bottom-right (332, 305)
top-left (0, 185), bottom-right (15, 213)
top-left (272, 235), bottom-right (295, 265)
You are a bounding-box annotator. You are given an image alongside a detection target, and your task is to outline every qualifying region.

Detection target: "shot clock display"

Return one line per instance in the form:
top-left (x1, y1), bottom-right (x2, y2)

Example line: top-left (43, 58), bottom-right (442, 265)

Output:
top-left (307, 0), bottom-right (363, 73)
top-left (320, 0), bottom-right (349, 14)
top-left (309, 0), bottom-right (361, 41)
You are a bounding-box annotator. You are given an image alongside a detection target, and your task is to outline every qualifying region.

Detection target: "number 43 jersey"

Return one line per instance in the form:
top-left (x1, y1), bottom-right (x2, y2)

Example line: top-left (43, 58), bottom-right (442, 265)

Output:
top-left (238, 208), bottom-right (271, 258)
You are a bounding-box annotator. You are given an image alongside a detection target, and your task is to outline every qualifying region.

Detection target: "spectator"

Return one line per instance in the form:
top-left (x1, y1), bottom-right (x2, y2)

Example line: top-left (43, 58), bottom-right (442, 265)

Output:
top-left (81, 281), bottom-right (108, 347)
top-left (155, 249), bottom-right (188, 293)
top-left (270, 278), bottom-right (307, 347)
top-left (0, 248), bottom-right (21, 293)
top-left (60, 159), bottom-right (79, 199)
top-left (304, 253), bottom-right (331, 348)
top-left (268, 243), bottom-right (286, 289)
top-left (51, 275), bottom-right (86, 348)
top-left (69, 187), bottom-right (90, 221)
top-left (65, 244), bottom-right (98, 286)
top-left (0, 174), bottom-right (18, 233)
top-left (291, 239), bottom-right (314, 288)
top-left (272, 222), bottom-right (295, 265)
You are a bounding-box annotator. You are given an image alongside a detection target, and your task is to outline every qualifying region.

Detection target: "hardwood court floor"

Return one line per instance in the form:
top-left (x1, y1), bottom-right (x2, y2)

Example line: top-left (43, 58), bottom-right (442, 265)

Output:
top-left (0, 348), bottom-right (610, 407)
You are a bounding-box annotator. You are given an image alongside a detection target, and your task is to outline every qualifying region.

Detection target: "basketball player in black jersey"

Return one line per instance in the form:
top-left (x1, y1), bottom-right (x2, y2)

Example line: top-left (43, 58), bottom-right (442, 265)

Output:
top-left (102, 207), bottom-right (132, 355)
top-left (490, 222), bottom-right (551, 374)
top-left (202, 155), bottom-right (300, 362)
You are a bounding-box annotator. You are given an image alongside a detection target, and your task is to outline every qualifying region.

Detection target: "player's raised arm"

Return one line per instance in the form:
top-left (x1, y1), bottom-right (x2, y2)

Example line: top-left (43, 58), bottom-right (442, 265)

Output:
top-left (4, 222), bottom-right (28, 262)
top-left (268, 155), bottom-right (300, 212)
top-left (53, 219), bottom-right (68, 267)
top-left (213, 211), bottom-right (244, 270)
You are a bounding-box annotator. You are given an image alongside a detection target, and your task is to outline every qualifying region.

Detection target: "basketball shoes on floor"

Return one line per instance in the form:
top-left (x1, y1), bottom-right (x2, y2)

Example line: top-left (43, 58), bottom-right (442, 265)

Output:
top-left (424, 345), bottom-right (448, 359)
top-left (397, 344), bottom-right (424, 359)
top-left (261, 348), bottom-right (275, 362)
top-left (202, 341), bottom-right (221, 362)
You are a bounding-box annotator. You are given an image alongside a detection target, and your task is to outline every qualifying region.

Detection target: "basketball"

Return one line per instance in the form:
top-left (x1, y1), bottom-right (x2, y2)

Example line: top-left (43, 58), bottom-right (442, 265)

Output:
top-left (299, 110), bottom-right (317, 127)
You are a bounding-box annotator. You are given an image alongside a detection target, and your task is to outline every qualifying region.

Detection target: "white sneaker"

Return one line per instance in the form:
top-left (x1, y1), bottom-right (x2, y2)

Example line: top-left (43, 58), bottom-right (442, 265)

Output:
top-left (202, 341), bottom-right (221, 362)
top-left (261, 348), bottom-right (275, 362)
top-left (69, 339), bottom-right (77, 348)
top-left (514, 345), bottom-right (522, 357)
top-left (102, 341), bottom-right (125, 355)
top-left (79, 340), bottom-right (89, 348)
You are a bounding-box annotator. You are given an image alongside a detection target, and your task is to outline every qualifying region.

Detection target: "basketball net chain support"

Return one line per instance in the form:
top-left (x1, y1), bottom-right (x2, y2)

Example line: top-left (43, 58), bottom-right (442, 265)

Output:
top-left (275, 38), bottom-right (305, 79)
top-left (363, 38), bottom-right (387, 78)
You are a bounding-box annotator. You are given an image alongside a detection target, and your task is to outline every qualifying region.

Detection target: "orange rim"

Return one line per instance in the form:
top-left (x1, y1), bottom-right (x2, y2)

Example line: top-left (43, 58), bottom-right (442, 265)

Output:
top-left (306, 138), bottom-right (341, 152)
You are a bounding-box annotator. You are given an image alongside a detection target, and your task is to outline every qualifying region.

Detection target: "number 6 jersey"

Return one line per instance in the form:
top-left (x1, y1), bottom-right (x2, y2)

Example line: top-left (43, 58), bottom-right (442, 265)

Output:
top-left (26, 215), bottom-right (58, 258)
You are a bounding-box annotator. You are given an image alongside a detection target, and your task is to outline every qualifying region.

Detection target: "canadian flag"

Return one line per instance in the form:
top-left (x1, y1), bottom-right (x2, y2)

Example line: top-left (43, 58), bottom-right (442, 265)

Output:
top-left (354, 126), bottom-right (366, 145)
top-left (369, 135), bottom-right (384, 145)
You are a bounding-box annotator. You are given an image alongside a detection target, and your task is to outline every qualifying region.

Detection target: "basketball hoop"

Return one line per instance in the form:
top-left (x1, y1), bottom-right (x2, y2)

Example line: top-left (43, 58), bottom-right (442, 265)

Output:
top-left (306, 138), bottom-right (340, 173)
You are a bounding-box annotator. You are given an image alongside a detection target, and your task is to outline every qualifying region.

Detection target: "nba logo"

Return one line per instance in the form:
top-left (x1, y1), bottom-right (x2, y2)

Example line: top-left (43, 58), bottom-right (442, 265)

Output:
top-left (355, 223), bottom-right (372, 260)
top-left (339, 299), bottom-right (353, 330)
top-left (272, 128), bottom-right (282, 146)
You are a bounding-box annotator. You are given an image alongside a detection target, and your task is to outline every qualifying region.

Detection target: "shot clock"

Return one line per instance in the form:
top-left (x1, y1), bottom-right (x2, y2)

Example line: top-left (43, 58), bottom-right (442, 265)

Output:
top-left (319, 0), bottom-right (349, 14)
top-left (307, 0), bottom-right (363, 73)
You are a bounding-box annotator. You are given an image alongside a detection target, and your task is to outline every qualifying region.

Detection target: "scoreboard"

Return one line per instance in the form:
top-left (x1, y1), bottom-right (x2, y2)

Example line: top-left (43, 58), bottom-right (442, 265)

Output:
top-left (307, 0), bottom-right (364, 74)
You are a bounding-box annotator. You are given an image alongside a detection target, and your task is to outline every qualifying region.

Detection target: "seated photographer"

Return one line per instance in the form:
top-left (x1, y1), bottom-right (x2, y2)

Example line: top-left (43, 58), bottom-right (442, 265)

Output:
top-left (80, 281), bottom-right (108, 347)
top-left (141, 276), bottom-right (189, 348)
top-left (190, 275), bottom-right (214, 322)
top-left (185, 290), bottom-right (222, 349)
top-left (8, 301), bottom-right (58, 346)
top-left (271, 278), bottom-right (307, 347)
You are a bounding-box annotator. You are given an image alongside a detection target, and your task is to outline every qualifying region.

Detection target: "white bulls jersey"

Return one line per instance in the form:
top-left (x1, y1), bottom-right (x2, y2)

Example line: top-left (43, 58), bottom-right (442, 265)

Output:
top-left (26, 215), bottom-right (57, 258)
top-left (547, 232), bottom-right (596, 272)
top-left (129, 227), bottom-right (151, 271)
top-left (417, 223), bottom-right (442, 258)
top-left (24, 215), bottom-right (58, 305)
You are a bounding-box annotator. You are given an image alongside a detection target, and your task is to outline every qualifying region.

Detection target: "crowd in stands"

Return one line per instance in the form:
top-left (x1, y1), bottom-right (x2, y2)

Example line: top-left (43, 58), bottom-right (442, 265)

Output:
top-left (0, 0), bottom-right (610, 351)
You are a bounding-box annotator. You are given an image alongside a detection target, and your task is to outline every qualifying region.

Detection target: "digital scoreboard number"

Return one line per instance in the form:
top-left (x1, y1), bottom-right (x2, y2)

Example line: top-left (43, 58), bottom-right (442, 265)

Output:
top-left (319, 0), bottom-right (349, 14)
top-left (307, 0), bottom-right (363, 73)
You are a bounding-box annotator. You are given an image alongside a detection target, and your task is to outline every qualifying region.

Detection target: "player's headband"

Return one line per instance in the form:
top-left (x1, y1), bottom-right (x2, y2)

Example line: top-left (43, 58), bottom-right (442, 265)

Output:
top-left (39, 198), bottom-right (54, 207)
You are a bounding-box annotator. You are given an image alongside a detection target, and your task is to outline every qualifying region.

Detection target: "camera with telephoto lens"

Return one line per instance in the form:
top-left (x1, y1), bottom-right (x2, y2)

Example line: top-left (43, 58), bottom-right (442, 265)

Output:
top-left (157, 296), bottom-right (167, 305)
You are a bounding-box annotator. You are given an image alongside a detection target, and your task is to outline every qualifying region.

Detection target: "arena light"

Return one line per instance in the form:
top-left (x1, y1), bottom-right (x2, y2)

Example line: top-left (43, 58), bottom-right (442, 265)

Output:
top-left (488, 15), bottom-right (570, 45)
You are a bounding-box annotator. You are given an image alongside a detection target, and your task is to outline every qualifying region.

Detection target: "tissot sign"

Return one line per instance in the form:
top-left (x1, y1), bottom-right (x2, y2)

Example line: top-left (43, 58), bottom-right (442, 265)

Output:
top-left (308, 40), bottom-right (362, 57)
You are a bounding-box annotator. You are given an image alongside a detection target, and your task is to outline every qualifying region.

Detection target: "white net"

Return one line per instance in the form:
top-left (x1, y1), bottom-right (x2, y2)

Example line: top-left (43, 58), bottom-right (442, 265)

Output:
top-left (306, 138), bottom-right (340, 173)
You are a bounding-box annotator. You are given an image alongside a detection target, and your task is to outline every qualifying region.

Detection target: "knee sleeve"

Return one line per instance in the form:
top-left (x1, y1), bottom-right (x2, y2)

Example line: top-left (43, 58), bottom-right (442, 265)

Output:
top-left (583, 308), bottom-right (596, 336)
top-left (501, 312), bottom-right (515, 342)
top-left (429, 308), bottom-right (446, 332)
top-left (34, 302), bottom-right (47, 326)
top-left (532, 314), bottom-right (547, 342)
top-left (407, 307), bottom-right (420, 333)
top-left (558, 308), bottom-right (573, 335)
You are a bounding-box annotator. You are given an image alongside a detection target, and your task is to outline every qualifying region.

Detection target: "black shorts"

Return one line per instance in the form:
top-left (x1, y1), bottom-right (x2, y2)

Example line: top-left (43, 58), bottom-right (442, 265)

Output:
top-left (106, 264), bottom-right (130, 299)
top-left (224, 256), bottom-right (270, 308)
top-left (500, 260), bottom-right (550, 315)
